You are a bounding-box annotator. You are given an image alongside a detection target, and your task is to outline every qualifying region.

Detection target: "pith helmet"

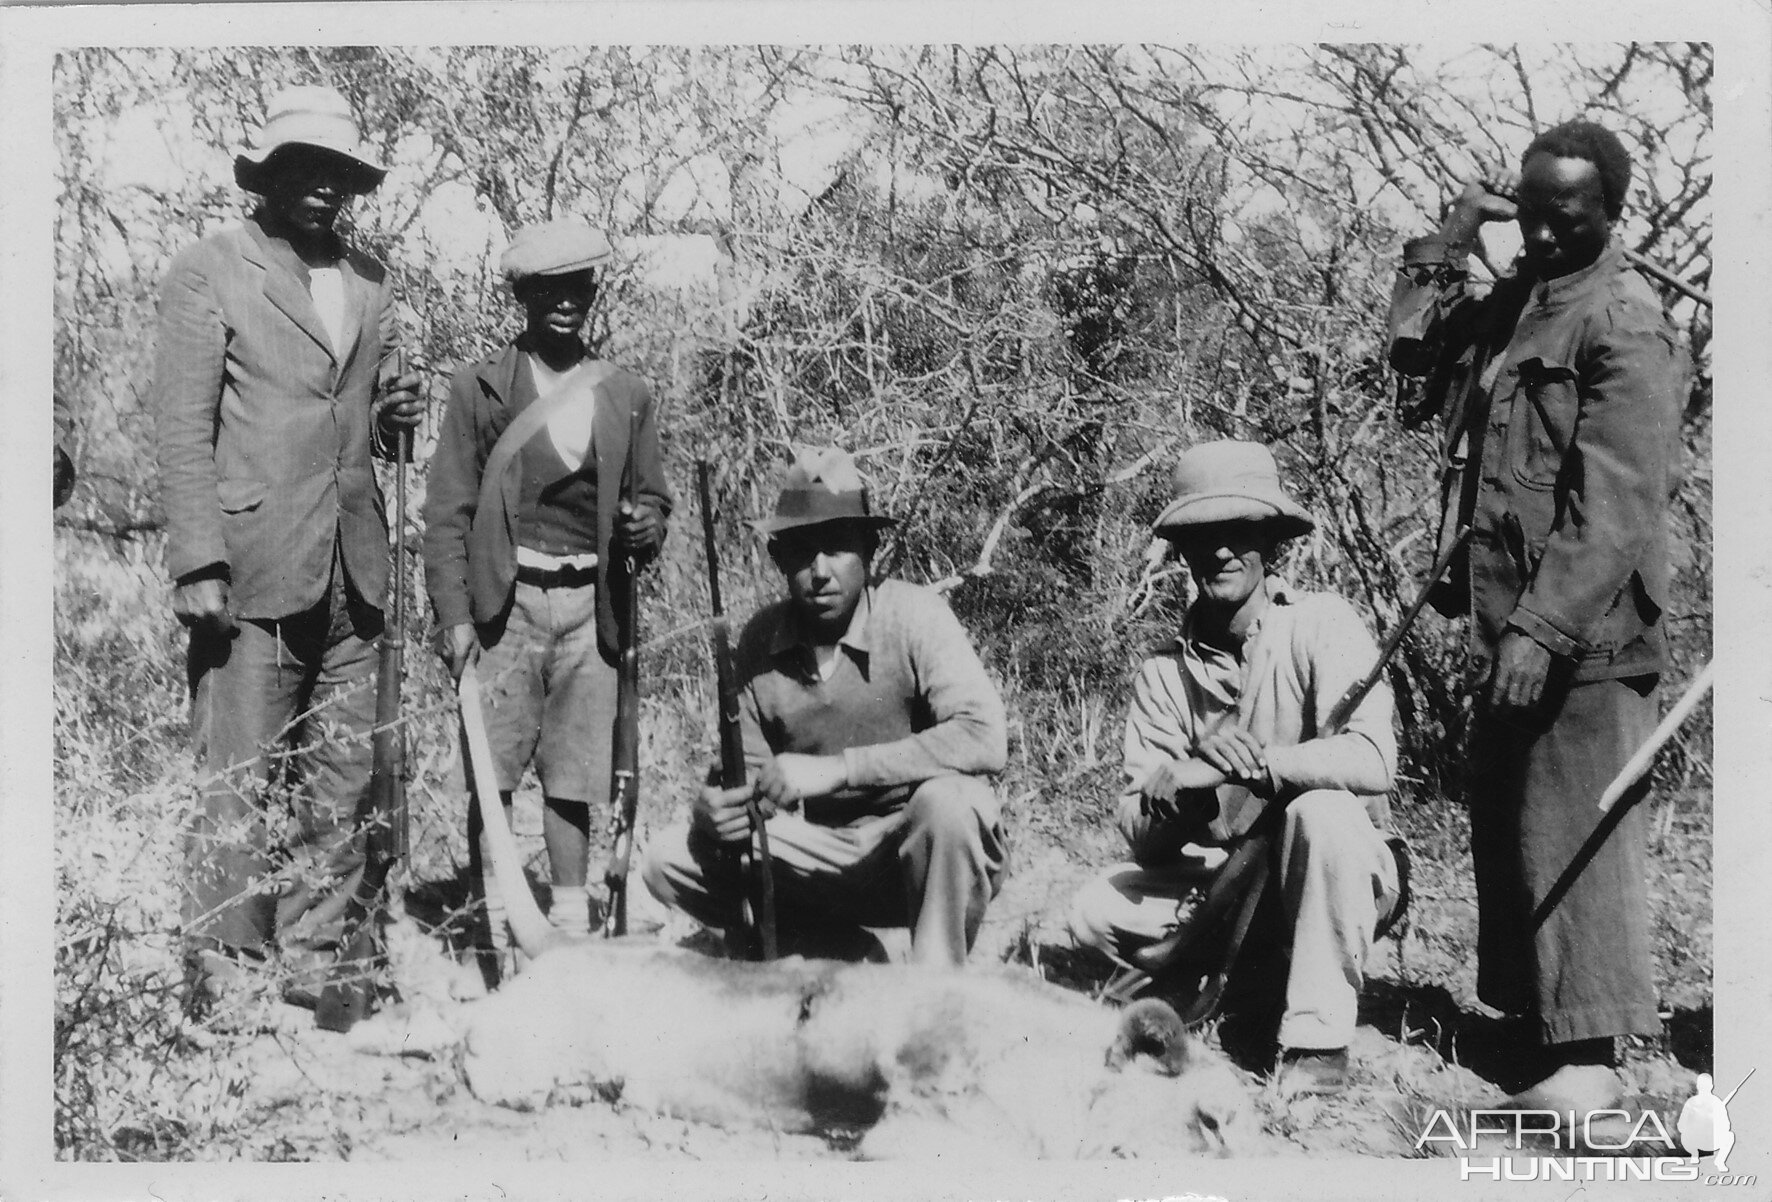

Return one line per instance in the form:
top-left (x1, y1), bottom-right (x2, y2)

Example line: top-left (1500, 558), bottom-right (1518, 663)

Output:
top-left (233, 86), bottom-right (387, 196)
top-left (1153, 440), bottom-right (1314, 539)
top-left (753, 446), bottom-right (897, 536)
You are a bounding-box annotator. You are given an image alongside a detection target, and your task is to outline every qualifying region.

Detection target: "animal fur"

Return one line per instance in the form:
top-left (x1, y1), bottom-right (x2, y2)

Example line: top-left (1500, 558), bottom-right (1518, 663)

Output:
top-left (364, 670), bottom-right (1260, 1158)
top-left (456, 940), bottom-right (1258, 1159)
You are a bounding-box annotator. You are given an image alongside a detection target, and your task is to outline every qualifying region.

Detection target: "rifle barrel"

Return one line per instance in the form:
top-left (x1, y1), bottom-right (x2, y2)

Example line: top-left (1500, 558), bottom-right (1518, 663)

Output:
top-left (1325, 525), bottom-right (1471, 732)
top-left (696, 458), bottom-right (776, 958)
top-left (602, 408), bottom-right (645, 938)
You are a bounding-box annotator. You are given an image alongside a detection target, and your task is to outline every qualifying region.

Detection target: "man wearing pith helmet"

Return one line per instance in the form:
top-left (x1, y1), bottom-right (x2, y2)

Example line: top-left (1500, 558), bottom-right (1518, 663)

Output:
top-left (425, 218), bottom-right (671, 952)
top-left (150, 84), bottom-right (425, 1016)
top-left (1068, 440), bottom-right (1404, 1095)
top-left (643, 447), bottom-right (1009, 967)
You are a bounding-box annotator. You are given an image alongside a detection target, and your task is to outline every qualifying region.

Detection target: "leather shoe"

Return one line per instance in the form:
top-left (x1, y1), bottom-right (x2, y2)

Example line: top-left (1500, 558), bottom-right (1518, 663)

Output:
top-left (1277, 1047), bottom-right (1350, 1095)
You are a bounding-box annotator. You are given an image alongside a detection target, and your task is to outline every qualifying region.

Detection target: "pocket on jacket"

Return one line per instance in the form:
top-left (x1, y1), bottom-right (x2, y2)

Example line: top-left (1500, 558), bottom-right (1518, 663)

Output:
top-left (1588, 569), bottom-right (1664, 655)
top-left (216, 478), bottom-right (269, 513)
top-left (1507, 356), bottom-right (1579, 491)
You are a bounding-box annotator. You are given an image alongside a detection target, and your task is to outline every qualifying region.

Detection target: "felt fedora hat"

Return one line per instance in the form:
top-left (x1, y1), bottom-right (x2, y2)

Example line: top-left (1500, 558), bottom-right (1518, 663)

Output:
top-left (752, 446), bottom-right (897, 537)
top-left (233, 86), bottom-right (387, 196)
top-left (1153, 439), bottom-right (1315, 538)
top-left (500, 218), bottom-right (614, 283)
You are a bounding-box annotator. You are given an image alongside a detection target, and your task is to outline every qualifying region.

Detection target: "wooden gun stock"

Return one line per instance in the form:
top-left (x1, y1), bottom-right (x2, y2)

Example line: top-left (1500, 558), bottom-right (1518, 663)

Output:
top-left (317, 352), bottom-right (412, 1032)
top-left (602, 409), bottom-right (645, 938)
top-left (696, 460), bottom-right (777, 960)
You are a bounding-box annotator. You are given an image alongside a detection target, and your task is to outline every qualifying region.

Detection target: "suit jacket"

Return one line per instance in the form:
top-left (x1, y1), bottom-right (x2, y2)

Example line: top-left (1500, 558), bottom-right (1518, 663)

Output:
top-left (150, 217), bottom-right (399, 619)
top-left (422, 338), bottom-right (672, 661)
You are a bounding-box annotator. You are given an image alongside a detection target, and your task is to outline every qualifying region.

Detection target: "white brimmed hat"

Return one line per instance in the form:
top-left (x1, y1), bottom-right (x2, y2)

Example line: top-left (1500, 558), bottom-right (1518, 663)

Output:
top-left (233, 86), bottom-right (386, 196)
top-left (1153, 440), bottom-right (1314, 539)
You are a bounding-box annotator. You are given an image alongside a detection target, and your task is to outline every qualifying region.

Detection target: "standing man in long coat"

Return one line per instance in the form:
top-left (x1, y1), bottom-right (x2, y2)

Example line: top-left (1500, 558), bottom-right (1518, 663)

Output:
top-left (1389, 120), bottom-right (1684, 1110)
top-left (151, 85), bottom-right (425, 1013)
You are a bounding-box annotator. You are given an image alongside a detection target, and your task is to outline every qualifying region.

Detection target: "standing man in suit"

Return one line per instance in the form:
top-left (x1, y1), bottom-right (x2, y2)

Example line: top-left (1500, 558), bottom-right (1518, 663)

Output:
top-left (150, 86), bottom-right (424, 1013)
top-left (423, 218), bottom-right (670, 948)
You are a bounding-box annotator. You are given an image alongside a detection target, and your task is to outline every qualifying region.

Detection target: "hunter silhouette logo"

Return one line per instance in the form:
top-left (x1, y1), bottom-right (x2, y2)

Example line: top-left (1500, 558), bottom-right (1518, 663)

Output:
top-left (1680, 1069), bottom-right (1751, 1171)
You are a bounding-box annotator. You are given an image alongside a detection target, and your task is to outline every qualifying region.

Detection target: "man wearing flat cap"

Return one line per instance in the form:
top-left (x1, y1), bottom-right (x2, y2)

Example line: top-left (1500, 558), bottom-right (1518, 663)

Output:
top-left (150, 85), bottom-right (426, 1012)
top-left (643, 447), bottom-right (1008, 967)
top-left (1068, 440), bottom-right (1403, 1094)
top-left (424, 217), bottom-right (670, 947)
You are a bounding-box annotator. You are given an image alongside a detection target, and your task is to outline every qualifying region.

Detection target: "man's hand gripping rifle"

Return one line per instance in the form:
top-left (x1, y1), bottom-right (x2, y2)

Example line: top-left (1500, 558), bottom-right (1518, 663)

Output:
top-left (1106, 526), bottom-right (1471, 1022)
top-left (696, 460), bottom-right (778, 960)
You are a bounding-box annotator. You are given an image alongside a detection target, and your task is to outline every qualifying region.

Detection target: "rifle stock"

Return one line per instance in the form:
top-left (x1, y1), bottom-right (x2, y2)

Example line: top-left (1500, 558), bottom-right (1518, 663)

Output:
top-left (696, 460), bottom-right (777, 960)
top-left (602, 410), bottom-right (645, 937)
top-left (1120, 526), bottom-right (1472, 1010)
top-left (317, 353), bottom-right (411, 1032)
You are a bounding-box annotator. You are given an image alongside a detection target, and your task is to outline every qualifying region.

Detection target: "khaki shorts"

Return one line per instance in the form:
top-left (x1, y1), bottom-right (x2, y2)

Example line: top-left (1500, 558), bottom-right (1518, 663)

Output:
top-left (477, 579), bottom-right (617, 803)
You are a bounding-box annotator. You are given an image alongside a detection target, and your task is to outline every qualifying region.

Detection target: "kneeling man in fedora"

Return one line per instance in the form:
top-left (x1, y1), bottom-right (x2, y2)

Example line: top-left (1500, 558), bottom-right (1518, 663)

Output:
top-left (1069, 440), bottom-right (1403, 1094)
top-left (644, 447), bottom-right (1009, 967)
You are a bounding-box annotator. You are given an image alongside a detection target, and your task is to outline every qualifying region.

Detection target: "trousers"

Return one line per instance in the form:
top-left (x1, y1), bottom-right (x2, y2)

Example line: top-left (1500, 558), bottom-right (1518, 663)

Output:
top-left (642, 774), bottom-right (1008, 968)
top-left (182, 571), bottom-right (380, 955)
top-left (1469, 675), bottom-right (1662, 1044)
top-left (1069, 789), bottom-right (1396, 1050)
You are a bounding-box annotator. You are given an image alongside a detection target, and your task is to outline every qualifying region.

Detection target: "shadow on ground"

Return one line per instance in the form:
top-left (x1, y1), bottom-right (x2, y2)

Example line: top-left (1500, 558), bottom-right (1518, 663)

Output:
top-left (1360, 976), bottom-right (1711, 1092)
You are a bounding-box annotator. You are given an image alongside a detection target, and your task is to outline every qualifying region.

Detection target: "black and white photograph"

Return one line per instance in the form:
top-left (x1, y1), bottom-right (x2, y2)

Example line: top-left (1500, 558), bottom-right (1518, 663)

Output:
top-left (4, 5), bottom-right (1768, 1200)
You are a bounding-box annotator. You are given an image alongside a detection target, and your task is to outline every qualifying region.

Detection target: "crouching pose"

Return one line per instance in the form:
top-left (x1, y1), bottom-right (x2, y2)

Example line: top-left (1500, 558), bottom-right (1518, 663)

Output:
top-left (1069, 440), bottom-right (1402, 1094)
top-left (644, 447), bottom-right (1009, 967)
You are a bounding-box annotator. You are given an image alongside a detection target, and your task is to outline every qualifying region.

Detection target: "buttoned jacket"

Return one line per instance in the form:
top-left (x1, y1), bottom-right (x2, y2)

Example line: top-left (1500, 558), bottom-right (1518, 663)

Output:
top-left (150, 217), bottom-right (399, 619)
top-left (422, 338), bottom-right (671, 660)
top-left (1388, 236), bottom-right (1683, 680)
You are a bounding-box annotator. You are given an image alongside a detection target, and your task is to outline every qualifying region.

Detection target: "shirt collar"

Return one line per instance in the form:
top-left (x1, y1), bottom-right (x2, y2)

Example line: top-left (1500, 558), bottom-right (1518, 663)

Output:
top-left (1522, 236), bottom-right (1627, 306)
top-left (768, 584), bottom-right (876, 663)
top-left (246, 212), bottom-right (344, 275)
top-left (1164, 575), bottom-right (1291, 655)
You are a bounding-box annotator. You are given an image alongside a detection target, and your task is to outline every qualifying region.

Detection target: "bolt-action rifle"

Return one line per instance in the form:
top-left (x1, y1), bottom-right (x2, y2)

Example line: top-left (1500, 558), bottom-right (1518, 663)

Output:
top-left (1107, 526), bottom-right (1471, 1022)
top-left (317, 351), bottom-right (413, 1032)
top-left (695, 459), bottom-right (778, 960)
top-left (602, 410), bottom-right (646, 938)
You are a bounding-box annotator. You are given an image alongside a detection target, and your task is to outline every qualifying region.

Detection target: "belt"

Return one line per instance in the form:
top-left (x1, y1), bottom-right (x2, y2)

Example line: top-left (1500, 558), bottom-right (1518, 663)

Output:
top-left (517, 563), bottom-right (597, 589)
top-left (516, 545), bottom-right (597, 588)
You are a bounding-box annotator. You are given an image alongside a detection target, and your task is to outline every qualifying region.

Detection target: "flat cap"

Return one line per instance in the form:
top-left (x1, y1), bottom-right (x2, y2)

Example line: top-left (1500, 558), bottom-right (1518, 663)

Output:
top-left (500, 218), bottom-right (613, 282)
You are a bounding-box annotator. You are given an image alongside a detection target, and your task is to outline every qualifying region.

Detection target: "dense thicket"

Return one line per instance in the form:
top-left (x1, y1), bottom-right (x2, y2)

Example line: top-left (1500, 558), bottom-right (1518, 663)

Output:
top-left (50, 41), bottom-right (1714, 1162)
top-left (54, 43), bottom-right (1711, 798)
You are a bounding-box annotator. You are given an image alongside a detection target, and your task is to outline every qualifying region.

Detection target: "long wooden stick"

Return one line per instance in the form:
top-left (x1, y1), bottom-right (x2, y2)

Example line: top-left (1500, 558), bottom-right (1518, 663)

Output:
top-left (1596, 661), bottom-right (1714, 813)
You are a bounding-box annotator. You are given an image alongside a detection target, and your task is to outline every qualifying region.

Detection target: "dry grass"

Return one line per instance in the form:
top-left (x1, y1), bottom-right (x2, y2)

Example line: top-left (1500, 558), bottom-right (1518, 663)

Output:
top-left (53, 512), bottom-right (1712, 1161)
